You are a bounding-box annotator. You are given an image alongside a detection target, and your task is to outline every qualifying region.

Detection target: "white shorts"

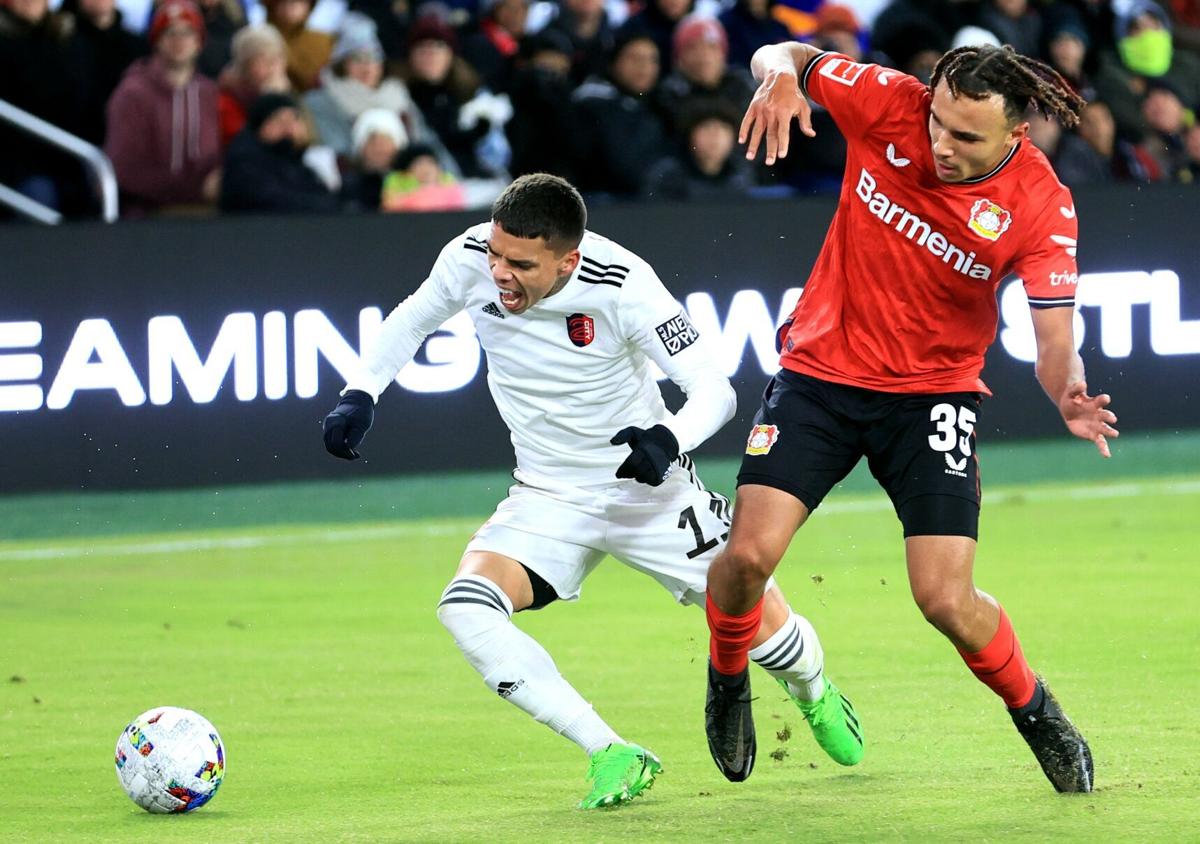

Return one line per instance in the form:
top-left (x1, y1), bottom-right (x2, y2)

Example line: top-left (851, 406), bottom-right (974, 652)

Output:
top-left (465, 457), bottom-right (733, 606)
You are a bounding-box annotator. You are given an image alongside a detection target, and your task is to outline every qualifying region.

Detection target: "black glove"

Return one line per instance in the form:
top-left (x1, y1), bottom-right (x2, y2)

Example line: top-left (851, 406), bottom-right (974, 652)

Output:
top-left (610, 424), bottom-right (679, 486)
top-left (775, 317), bottom-right (794, 354)
top-left (323, 389), bottom-right (374, 460)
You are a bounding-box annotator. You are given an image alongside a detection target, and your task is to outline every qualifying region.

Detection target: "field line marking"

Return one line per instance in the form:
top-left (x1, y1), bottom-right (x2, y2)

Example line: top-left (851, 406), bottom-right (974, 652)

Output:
top-left (2, 478), bottom-right (1198, 562)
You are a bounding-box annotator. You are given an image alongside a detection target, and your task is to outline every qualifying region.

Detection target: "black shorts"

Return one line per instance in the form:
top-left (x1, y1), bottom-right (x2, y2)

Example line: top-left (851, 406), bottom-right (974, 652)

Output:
top-left (738, 369), bottom-right (982, 538)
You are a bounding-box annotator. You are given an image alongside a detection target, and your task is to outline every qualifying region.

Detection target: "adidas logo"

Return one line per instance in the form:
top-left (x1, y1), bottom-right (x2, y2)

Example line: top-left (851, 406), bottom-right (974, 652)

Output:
top-left (496, 680), bottom-right (524, 698)
top-left (482, 302), bottom-right (505, 319)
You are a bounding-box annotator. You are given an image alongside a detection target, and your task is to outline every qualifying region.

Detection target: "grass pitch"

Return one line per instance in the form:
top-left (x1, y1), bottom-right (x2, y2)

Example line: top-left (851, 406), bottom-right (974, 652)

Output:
top-left (2, 451), bottom-right (1198, 842)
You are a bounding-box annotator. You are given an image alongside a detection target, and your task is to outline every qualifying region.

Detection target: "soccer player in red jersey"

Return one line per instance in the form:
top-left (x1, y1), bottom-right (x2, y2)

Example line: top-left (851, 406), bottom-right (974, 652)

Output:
top-left (703, 43), bottom-right (1118, 792)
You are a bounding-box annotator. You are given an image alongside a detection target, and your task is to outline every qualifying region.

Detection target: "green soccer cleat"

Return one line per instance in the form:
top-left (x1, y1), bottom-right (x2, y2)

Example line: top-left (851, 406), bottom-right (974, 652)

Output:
top-left (781, 677), bottom-right (865, 766)
top-left (578, 743), bottom-right (663, 809)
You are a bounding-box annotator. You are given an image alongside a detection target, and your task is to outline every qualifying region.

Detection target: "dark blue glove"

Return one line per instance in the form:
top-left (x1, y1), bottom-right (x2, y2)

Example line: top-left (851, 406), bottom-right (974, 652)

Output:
top-left (323, 389), bottom-right (374, 460)
top-left (610, 424), bottom-right (679, 486)
top-left (775, 317), bottom-right (794, 354)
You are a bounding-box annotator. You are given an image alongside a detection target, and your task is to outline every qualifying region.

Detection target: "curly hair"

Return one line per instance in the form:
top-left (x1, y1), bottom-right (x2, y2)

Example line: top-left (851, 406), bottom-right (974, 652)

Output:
top-left (930, 45), bottom-right (1087, 129)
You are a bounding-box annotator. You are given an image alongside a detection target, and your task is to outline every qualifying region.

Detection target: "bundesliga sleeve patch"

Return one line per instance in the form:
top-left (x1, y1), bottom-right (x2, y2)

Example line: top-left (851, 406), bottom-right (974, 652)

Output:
top-left (817, 57), bottom-right (869, 87)
top-left (655, 311), bottom-right (700, 356)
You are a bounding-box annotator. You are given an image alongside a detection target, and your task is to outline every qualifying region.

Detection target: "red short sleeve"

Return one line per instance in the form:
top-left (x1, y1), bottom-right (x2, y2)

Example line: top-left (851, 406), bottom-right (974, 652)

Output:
top-left (1013, 187), bottom-right (1079, 309)
top-left (801, 52), bottom-right (927, 139)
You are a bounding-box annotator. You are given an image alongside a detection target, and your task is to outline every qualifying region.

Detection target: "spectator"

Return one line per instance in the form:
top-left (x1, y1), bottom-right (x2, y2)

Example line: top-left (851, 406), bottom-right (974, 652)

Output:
top-left (719, 0), bottom-right (790, 69)
top-left (1041, 4), bottom-right (1096, 100)
top-left (620, 0), bottom-right (692, 67)
top-left (262, 0), bottom-right (333, 91)
top-left (657, 15), bottom-right (755, 136)
top-left (950, 24), bottom-right (1002, 51)
top-left (1138, 79), bottom-right (1196, 180)
top-left (812, 4), bottom-right (864, 61)
top-left (506, 27), bottom-right (577, 178)
top-left (1169, 0), bottom-right (1200, 53)
top-left (644, 98), bottom-right (755, 200)
top-left (348, 0), bottom-right (412, 63)
top-left (1026, 109), bottom-right (1062, 158)
top-left (869, 2), bottom-right (949, 83)
top-left (104, 0), bottom-right (221, 215)
top-left (0, 0), bottom-right (86, 212)
top-left (405, 12), bottom-right (491, 177)
top-left (1184, 122), bottom-right (1200, 182)
top-left (1062, 0), bottom-right (1118, 57)
top-left (217, 24), bottom-right (290, 147)
top-left (977, 0), bottom-right (1042, 59)
top-left (305, 12), bottom-right (426, 156)
top-left (1073, 99), bottom-right (1157, 181)
top-left (568, 29), bottom-right (669, 196)
top-left (1028, 106), bottom-right (1105, 186)
top-left (461, 0), bottom-right (530, 93)
top-left (194, 0), bottom-right (245, 78)
top-left (62, 0), bottom-right (147, 146)
top-left (541, 0), bottom-right (615, 85)
top-left (381, 142), bottom-right (468, 211)
top-left (221, 92), bottom-right (342, 212)
top-left (343, 107), bottom-right (408, 209)
top-left (1097, 0), bottom-right (1200, 142)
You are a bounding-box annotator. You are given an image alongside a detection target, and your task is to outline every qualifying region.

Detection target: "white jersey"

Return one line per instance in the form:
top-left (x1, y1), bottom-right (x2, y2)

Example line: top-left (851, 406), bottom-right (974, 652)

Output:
top-left (346, 222), bottom-right (735, 491)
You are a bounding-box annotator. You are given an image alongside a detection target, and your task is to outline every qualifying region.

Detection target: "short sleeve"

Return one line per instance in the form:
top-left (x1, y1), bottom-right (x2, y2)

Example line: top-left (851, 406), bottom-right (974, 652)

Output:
top-left (1013, 188), bottom-right (1079, 309)
top-left (800, 52), bottom-right (926, 139)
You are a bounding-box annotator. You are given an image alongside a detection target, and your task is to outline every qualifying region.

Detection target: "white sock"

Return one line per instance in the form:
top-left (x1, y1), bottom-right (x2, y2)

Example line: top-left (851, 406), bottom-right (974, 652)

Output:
top-left (437, 575), bottom-right (622, 756)
top-left (749, 611), bottom-right (825, 701)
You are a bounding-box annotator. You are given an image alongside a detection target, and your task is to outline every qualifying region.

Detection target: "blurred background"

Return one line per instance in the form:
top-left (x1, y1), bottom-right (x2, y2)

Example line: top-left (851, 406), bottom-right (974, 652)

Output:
top-left (0, 0), bottom-right (1197, 495)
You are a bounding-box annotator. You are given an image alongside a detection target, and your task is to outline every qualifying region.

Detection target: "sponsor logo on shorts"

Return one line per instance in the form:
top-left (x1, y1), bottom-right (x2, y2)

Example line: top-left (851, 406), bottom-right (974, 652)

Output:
top-left (944, 453), bottom-right (968, 476)
top-left (745, 424), bottom-right (779, 455)
top-left (565, 313), bottom-right (595, 347)
top-left (655, 311), bottom-right (700, 356)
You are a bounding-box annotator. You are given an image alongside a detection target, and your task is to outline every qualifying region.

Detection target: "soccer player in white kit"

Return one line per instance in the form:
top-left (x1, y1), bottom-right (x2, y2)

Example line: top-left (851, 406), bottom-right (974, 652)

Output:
top-left (323, 174), bottom-right (863, 808)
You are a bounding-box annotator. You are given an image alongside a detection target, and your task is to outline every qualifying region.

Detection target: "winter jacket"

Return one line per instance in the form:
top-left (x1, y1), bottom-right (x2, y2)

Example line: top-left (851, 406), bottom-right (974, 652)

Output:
top-left (0, 6), bottom-right (85, 199)
top-left (643, 151), bottom-right (756, 201)
top-left (568, 76), bottom-right (668, 196)
top-left (104, 56), bottom-right (221, 214)
top-left (718, 2), bottom-right (791, 69)
top-left (304, 69), bottom-right (426, 156)
top-left (220, 131), bottom-right (341, 213)
top-left (64, 6), bottom-right (148, 145)
top-left (267, 8), bottom-right (334, 92)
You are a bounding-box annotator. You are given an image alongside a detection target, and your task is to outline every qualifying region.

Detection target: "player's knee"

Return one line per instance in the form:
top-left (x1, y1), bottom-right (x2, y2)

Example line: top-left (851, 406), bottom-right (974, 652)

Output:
top-left (720, 539), bottom-right (780, 587)
top-left (913, 586), bottom-right (974, 639)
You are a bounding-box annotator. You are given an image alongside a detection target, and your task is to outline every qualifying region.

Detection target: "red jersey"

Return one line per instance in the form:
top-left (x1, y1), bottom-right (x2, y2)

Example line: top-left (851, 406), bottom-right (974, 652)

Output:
top-left (779, 53), bottom-right (1079, 394)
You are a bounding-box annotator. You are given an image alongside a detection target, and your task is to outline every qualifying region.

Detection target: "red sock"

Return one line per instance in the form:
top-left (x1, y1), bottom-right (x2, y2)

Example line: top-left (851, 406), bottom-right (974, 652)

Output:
top-left (706, 594), bottom-right (763, 675)
top-left (958, 607), bottom-right (1037, 709)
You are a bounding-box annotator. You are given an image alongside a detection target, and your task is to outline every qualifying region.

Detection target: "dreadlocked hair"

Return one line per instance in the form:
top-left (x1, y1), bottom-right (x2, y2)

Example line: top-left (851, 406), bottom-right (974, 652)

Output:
top-left (930, 44), bottom-right (1087, 129)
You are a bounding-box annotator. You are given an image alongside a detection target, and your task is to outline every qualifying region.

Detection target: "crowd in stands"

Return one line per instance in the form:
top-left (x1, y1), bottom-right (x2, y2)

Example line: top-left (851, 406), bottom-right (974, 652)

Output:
top-left (1, 0), bottom-right (1197, 219)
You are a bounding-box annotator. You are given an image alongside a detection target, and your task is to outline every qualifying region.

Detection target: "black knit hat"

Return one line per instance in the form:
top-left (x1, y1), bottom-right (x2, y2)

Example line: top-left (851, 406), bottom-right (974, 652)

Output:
top-left (247, 93), bottom-right (299, 132)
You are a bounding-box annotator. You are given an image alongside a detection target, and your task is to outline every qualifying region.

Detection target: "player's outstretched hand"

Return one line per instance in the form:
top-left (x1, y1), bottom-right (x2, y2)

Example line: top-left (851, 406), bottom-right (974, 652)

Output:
top-left (1060, 381), bottom-right (1118, 458)
top-left (611, 425), bottom-right (680, 486)
top-left (740, 69), bottom-right (814, 166)
top-left (323, 389), bottom-right (374, 460)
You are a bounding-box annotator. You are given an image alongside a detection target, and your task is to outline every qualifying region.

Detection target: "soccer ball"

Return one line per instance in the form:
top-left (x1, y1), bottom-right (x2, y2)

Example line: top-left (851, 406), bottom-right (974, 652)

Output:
top-left (114, 706), bottom-right (226, 813)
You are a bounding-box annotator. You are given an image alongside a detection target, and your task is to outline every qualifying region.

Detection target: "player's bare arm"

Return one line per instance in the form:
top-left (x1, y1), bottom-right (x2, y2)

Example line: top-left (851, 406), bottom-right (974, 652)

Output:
top-left (741, 42), bottom-right (821, 164)
top-left (1030, 306), bottom-right (1119, 458)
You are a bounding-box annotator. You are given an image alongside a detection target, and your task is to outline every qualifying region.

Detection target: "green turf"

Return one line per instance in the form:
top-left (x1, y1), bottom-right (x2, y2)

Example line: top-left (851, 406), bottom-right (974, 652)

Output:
top-left (4, 428), bottom-right (1199, 542)
top-left (2, 473), bottom-right (1197, 842)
